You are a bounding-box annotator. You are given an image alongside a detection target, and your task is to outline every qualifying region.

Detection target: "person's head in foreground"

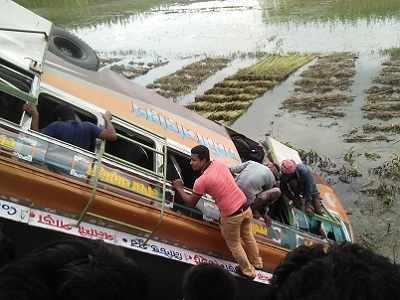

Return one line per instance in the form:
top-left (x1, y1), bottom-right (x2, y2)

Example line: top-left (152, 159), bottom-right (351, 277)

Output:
top-left (182, 263), bottom-right (237, 300)
top-left (266, 243), bottom-right (400, 300)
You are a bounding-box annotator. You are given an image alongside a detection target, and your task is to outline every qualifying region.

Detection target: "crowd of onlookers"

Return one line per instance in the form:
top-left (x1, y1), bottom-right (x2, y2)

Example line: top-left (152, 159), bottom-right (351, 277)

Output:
top-left (0, 228), bottom-right (400, 300)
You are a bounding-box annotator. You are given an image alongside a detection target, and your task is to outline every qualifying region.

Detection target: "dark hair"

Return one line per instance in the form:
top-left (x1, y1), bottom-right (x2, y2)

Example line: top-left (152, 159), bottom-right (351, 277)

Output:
top-left (0, 238), bottom-right (148, 300)
top-left (56, 241), bottom-right (148, 300)
top-left (191, 145), bottom-right (210, 161)
top-left (182, 263), bottom-right (237, 300)
top-left (0, 227), bottom-right (15, 268)
top-left (266, 243), bottom-right (400, 300)
top-left (55, 104), bottom-right (75, 121)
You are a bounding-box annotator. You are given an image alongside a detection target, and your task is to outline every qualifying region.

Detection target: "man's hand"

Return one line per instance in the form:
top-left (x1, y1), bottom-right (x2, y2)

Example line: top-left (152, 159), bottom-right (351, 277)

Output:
top-left (172, 179), bottom-right (184, 190)
top-left (103, 111), bottom-right (112, 121)
top-left (23, 103), bottom-right (39, 131)
top-left (23, 103), bottom-right (39, 117)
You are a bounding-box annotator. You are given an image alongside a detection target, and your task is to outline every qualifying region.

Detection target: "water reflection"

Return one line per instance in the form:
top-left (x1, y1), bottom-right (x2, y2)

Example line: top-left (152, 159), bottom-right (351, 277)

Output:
top-left (15, 0), bottom-right (196, 27)
top-left (17, 0), bottom-right (400, 63)
top-left (73, 0), bottom-right (400, 60)
top-left (260, 0), bottom-right (400, 23)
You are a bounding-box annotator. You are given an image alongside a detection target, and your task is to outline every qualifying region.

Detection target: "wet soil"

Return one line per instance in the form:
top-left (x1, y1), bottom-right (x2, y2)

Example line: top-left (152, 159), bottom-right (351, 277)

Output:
top-left (146, 57), bottom-right (230, 100)
top-left (99, 56), bottom-right (169, 79)
top-left (281, 52), bottom-right (358, 118)
top-left (187, 54), bottom-right (314, 125)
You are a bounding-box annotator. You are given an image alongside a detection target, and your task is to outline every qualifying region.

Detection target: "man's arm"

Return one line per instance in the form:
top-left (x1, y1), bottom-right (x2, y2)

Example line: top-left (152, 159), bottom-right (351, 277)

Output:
top-left (98, 111), bottom-right (117, 142)
top-left (298, 165), bottom-right (317, 203)
top-left (23, 103), bottom-right (39, 131)
top-left (172, 179), bottom-right (202, 207)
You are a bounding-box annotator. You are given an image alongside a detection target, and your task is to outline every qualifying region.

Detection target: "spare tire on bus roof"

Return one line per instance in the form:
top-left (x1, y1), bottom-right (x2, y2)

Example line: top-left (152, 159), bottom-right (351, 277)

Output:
top-left (48, 26), bottom-right (99, 71)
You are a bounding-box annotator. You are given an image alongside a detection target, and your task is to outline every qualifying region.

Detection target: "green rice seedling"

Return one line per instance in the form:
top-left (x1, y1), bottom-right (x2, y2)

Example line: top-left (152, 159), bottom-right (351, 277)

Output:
top-left (147, 57), bottom-right (231, 98)
top-left (187, 101), bottom-right (252, 112)
top-left (206, 110), bottom-right (244, 122)
top-left (383, 48), bottom-right (400, 60)
top-left (214, 80), bottom-right (276, 89)
top-left (236, 54), bottom-right (315, 81)
top-left (195, 94), bottom-right (256, 103)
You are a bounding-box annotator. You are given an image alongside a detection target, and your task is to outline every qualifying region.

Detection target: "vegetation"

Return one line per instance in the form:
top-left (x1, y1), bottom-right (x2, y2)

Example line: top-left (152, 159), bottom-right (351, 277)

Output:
top-left (187, 53), bottom-right (314, 125)
top-left (146, 58), bottom-right (230, 100)
top-left (281, 52), bottom-right (357, 118)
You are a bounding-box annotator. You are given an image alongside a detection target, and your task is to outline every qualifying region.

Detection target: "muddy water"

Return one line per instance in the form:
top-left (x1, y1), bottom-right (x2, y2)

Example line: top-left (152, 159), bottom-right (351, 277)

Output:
top-left (18, 0), bottom-right (400, 258)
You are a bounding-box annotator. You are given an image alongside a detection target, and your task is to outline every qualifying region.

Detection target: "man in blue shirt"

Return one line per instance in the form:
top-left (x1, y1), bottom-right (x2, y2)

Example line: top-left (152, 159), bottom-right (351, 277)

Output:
top-left (24, 103), bottom-right (117, 151)
top-left (280, 159), bottom-right (323, 215)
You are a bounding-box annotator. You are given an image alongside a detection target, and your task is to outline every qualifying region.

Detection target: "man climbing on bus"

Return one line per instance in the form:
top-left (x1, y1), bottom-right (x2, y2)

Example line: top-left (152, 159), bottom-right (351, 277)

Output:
top-left (230, 160), bottom-right (281, 227)
top-left (23, 103), bottom-right (117, 151)
top-left (172, 145), bottom-right (263, 280)
top-left (280, 159), bottom-right (323, 215)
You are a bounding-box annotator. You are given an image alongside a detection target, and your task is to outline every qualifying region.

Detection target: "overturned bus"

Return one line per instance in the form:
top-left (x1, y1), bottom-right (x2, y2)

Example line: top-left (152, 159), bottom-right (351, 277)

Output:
top-left (0, 1), bottom-right (353, 298)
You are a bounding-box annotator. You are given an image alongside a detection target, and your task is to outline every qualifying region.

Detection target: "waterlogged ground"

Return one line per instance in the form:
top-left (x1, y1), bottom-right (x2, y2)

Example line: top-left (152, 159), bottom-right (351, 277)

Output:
top-left (18, 0), bottom-right (400, 260)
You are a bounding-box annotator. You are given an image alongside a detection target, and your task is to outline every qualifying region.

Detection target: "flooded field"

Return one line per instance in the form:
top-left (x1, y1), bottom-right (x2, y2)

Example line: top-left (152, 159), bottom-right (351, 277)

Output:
top-left (17, 0), bottom-right (400, 260)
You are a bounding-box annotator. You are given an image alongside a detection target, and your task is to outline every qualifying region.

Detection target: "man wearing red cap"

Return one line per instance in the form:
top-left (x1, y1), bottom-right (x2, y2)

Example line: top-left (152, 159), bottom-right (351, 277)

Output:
top-left (280, 159), bottom-right (323, 215)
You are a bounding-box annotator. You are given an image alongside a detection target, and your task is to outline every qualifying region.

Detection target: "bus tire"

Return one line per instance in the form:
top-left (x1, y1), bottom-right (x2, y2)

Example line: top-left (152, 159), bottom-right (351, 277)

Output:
top-left (48, 26), bottom-right (99, 71)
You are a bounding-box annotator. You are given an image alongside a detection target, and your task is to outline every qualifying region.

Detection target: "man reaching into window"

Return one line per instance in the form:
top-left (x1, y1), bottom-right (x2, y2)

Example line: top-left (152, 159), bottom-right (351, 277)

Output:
top-left (173, 145), bottom-right (263, 280)
top-left (23, 103), bottom-right (117, 151)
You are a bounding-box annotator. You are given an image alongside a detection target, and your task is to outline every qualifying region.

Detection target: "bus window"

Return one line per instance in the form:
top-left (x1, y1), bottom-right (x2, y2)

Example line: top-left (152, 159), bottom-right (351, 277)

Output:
top-left (105, 124), bottom-right (155, 172)
top-left (0, 90), bottom-right (24, 125)
top-left (166, 149), bottom-right (200, 189)
top-left (37, 94), bottom-right (98, 152)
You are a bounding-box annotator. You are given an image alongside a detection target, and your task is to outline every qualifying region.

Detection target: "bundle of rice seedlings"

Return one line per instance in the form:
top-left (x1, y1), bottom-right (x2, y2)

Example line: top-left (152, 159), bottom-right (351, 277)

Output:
top-left (204, 87), bottom-right (265, 97)
top-left (381, 66), bottom-right (400, 73)
top-left (301, 69), bottom-right (355, 79)
top-left (215, 80), bottom-right (276, 89)
top-left (236, 53), bottom-right (315, 81)
top-left (187, 101), bottom-right (252, 112)
top-left (318, 52), bottom-right (357, 63)
top-left (382, 60), bottom-right (400, 67)
top-left (283, 94), bottom-right (353, 107)
top-left (147, 57), bottom-right (231, 98)
top-left (363, 124), bottom-right (400, 134)
top-left (195, 94), bottom-right (256, 103)
top-left (366, 86), bottom-right (397, 95)
top-left (206, 110), bottom-right (244, 122)
top-left (365, 112), bottom-right (400, 120)
top-left (362, 103), bottom-right (400, 112)
top-left (294, 85), bottom-right (335, 93)
top-left (374, 75), bottom-right (400, 85)
top-left (295, 77), bottom-right (351, 89)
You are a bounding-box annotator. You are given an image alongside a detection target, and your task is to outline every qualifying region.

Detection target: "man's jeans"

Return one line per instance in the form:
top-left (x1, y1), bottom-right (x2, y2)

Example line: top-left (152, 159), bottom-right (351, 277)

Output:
top-left (220, 207), bottom-right (263, 278)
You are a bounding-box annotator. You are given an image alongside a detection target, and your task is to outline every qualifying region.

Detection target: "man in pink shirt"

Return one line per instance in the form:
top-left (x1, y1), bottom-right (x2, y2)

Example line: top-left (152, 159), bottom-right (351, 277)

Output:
top-left (173, 145), bottom-right (263, 279)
